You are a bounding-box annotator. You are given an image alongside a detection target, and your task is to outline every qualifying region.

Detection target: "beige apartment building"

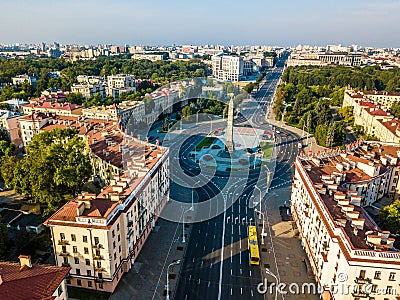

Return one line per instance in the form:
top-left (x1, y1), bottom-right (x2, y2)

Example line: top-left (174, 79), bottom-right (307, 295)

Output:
top-left (45, 132), bottom-right (170, 293)
top-left (107, 74), bottom-right (136, 97)
top-left (71, 83), bottom-right (106, 98)
top-left (343, 88), bottom-right (400, 142)
top-left (291, 142), bottom-right (400, 300)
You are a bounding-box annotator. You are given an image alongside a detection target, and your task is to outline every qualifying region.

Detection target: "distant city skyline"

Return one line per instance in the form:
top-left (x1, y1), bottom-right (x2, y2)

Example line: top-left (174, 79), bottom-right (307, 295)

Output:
top-left (1, 0), bottom-right (399, 47)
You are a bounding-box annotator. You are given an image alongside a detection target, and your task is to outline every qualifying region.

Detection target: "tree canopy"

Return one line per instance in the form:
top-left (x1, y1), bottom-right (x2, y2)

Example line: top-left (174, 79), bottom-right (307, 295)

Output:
top-left (10, 129), bottom-right (92, 218)
top-left (379, 200), bottom-right (400, 234)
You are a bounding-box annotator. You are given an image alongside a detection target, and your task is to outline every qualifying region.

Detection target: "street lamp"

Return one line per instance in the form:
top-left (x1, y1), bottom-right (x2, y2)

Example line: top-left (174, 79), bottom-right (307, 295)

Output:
top-left (182, 206), bottom-right (193, 243)
top-left (265, 268), bottom-right (279, 300)
top-left (254, 209), bottom-right (265, 245)
top-left (207, 115), bottom-right (213, 134)
top-left (166, 260), bottom-right (181, 300)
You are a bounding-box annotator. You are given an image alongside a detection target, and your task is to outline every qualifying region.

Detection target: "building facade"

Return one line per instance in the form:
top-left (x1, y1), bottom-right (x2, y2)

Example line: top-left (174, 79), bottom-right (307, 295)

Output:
top-left (212, 55), bottom-right (244, 81)
top-left (291, 142), bottom-right (400, 300)
top-left (45, 134), bottom-right (169, 293)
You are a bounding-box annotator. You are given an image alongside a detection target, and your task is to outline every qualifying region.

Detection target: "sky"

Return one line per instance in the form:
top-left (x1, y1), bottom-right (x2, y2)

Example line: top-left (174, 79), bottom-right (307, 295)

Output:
top-left (0, 0), bottom-right (399, 47)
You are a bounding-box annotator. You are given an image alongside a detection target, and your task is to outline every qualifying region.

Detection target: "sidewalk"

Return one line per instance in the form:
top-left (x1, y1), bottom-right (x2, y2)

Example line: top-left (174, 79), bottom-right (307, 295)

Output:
top-left (110, 206), bottom-right (193, 300)
top-left (256, 186), bottom-right (319, 300)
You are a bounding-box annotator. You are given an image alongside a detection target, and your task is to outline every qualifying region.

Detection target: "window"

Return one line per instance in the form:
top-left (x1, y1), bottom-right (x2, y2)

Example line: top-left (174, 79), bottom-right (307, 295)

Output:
top-left (85, 259), bottom-right (90, 266)
top-left (77, 279), bottom-right (82, 286)
top-left (58, 286), bottom-right (63, 297)
top-left (371, 285), bottom-right (377, 293)
top-left (113, 241), bottom-right (116, 248)
top-left (74, 257), bottom-right (79, 264)
top-left (71, 234), bottom-right (76, 242)
top-left (66, 279), bottom-right (71, 284)
top-left (87, 270), bottom-right (91, 276)
top-left (94, 237), bottom-right (99, 245)
top-left (118, 235), bottom-right (120, 242)
top-left (119, 245), bottom-right (121, 253)
top-left (112, 230), bottom-right (115, 238)
top-left (84, 247), bottom-right (89, 254)
top-left (60, 233), bottom-right (65, 240)
top-left (115, 263), bottom-right (117, 270)
top-left (359, 270), bottom-right (366, 279)
top-left (83, 236), bottom-right (88, 243)
top-left (99, 283), bottom-right (103, 289)
top-left (97, 261), bottom-right (101, 268)
top-left (389, 272), bottom-right (395, 281)
top-left (62, 245), bottom-right (67, 252)
top-left (117, 223), bottom-right (120, 231)
top-left (98, 273), bottom-right (103, 279)
top-left (76, 268), bottom-right (80, 275)
top-left (374, 271), bottom-right (381, 279)
top-left (96, 249), bottom-right (100, 256)
top-left (386, 286), bottom-right (393, 294)
top-left (63, 257), bottom-right (68, 264)
top-left (73, 246), bottom-right (78, 253)
top-left (88, 281), bottom-right (93, 287)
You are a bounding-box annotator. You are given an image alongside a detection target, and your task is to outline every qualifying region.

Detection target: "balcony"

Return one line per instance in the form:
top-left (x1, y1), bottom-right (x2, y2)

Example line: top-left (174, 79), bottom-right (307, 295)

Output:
top-left (59, 251), bottom-right (70, 257)
top-left (354, 277), bottom-right (372, 284)
top-left (92, 243), bottom-right (103, 249)
top-left (58, 239), bottom-right (69, 245)
top-left (93, 255), bottom-right (103, 260)
top-left (95, 278), bottom-right (104, 283)
top-left (95, 267), bottom-right (105, 272)
top-left (128, 220), bottom-right (133, 227)
top-left (62, 262), bottom-right (70, 267)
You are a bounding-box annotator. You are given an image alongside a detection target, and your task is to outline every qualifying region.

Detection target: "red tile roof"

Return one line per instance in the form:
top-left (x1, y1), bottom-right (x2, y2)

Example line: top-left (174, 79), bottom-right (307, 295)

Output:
top-left (23, 101), bottom-right (83, 111)
top-left (0, 262), bottom-right (70, 300)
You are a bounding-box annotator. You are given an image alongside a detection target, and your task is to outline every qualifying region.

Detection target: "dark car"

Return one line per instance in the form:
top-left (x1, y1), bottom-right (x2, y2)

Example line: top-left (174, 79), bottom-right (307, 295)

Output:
top-left (279, 205), bottom-right (291, 221)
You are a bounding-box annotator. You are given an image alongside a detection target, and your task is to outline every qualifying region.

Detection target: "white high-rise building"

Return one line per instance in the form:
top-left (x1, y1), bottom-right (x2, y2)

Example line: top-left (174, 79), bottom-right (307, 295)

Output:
top-left (211, 55), bottom-right (244, 81)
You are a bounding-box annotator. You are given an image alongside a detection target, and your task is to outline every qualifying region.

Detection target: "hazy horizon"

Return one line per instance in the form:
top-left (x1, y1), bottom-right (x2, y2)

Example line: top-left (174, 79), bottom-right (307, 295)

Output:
top-left (1, 0), bottom-right (399, 48)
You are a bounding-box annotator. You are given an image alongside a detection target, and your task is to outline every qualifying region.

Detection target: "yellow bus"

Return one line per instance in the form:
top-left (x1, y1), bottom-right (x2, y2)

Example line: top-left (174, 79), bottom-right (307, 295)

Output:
top-left (248, 225), bottom-right (260, 265)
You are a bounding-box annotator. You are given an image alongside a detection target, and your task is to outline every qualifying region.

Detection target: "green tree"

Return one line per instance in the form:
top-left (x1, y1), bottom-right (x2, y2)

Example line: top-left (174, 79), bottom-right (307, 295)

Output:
top-left (66, 92), bottom-right (85, 104)
top-left (389, 102), bottom-right (400, 119)
top-left (1, 155), bottom-right (17, 188)
top-left (379, 200), bottom-right (400, 234)
top-left (182, 105), bottom-right (193, 118)
top-left (314, 124), bottom-right (328, 147)
top-left (326, 122), bottom-right (335, 148)
top-left (338, 106), bottom-right (354, 124)
top-left (12, 129), bottom-right (92, 216)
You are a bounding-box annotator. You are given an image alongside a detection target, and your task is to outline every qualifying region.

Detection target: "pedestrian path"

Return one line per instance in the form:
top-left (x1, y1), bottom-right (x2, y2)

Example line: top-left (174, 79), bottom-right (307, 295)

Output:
top-left (110, 212), bottom-right (192, 300)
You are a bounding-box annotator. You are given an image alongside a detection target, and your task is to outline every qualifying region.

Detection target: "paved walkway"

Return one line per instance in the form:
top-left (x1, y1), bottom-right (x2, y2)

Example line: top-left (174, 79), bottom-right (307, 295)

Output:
top-left (257, 185), bottom-right (319, 300)
top-left (110, 208), bottom-right (193, 300)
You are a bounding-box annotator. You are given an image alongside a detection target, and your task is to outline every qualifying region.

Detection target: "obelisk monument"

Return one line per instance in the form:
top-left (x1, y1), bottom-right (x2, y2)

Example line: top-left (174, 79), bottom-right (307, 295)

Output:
top-left (225, 95), bottom-right (234, 153)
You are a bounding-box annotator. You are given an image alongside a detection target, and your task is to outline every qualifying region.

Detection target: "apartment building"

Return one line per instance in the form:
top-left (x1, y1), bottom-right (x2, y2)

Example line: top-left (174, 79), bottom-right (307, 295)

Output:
top-left (0, 255), bottom-right (70, 300)
top-left (291, 142), bottom-right (400, 300)
top-left (132, 53), bottom-right (165, 61)
top-left (0, 110), bottom-right (23, 147)
top-left (77, 75), bottom-right (105, 85)
top-left (71, 83), bottom-right (106, 99)
top-left (11, 74), bottom-right (37, 87)
top-left (22, 101), bottom-right (83, 117)
top-left (343, 88), bottom-right (400, 142)
top-left (212, 55), bottom-right (244, 81)
top-left (18, 113), bottom-right (52, 147)
top-left (107, 74), bottom-right (136, 97)
top-left (287, 52), bottom-right (361, 67)
top-left (344, 87), bottom-right (400, 111)
top-left (45, 133), bottom-right (170, 293)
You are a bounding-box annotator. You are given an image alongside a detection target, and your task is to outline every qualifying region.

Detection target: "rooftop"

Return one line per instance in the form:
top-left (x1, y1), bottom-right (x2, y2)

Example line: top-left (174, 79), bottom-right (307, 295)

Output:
top-left (0, 258), bottom-right (70, 300)
top-left (299, 142), bottom-right (400, 251)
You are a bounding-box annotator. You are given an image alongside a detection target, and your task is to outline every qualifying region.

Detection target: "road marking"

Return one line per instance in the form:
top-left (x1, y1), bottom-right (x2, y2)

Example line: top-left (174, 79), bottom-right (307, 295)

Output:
top-left (231, 268), bottom-right (232, 275)
top-left (241, 288), bottom-right (243, 295)
top-left (240, 251), bottom-right (242, 264)
top-left (185, 294), bottom-right (188, 300)
top-left (217, 199), bottom-right (227, 300)
top-left (250, 270), bottom-right (252, 277)
top-left (208, 281), bottom-right (210, 288)
top-left (189, 274), bottom-right (192, 280)
top-left (251, 290), bottom-right (254, 297)
top-left (192, 257), bottom-right (195, 263)
top-left (198, 278), bottom-right (200, 285)
top-left (195, 242), bottom-right (198, 248)
top-left (240, 268), bottom-right (242, 275)
top-left (231, 288), bottom-right (233, 296)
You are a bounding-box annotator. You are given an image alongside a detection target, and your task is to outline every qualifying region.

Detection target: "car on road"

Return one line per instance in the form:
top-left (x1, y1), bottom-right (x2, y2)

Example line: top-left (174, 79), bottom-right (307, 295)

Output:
top-left (276, 130), bottom-right (280, 134)
top-left (298, 142), bottom-right (302, 149)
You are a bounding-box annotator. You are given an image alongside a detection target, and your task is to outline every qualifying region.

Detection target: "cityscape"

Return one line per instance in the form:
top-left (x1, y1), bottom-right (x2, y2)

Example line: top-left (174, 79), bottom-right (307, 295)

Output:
top-left (1, 2), bottom-right (400, 300)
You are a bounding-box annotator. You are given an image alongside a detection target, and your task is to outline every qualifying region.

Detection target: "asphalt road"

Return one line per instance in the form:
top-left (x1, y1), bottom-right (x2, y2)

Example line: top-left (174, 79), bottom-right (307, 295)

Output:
top-left (173, 55), bottom-right (302, 300)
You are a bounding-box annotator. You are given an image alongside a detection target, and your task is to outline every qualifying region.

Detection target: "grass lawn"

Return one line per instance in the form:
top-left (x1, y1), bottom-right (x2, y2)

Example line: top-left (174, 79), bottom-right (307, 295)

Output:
top-left (195, 137), bottom-right (216, 151)
top-left (68, 287), bottom-right (110, 300)
top-left (260, 142), bottom-right (274, 159)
